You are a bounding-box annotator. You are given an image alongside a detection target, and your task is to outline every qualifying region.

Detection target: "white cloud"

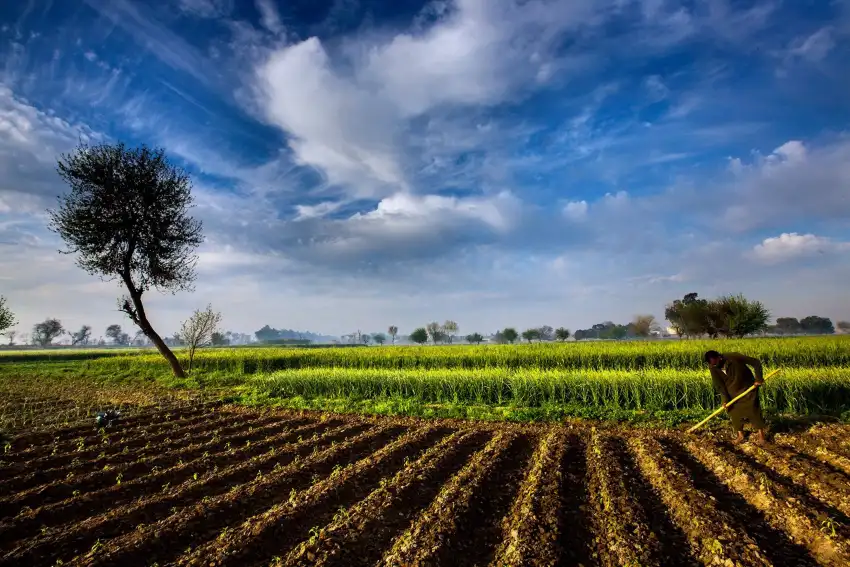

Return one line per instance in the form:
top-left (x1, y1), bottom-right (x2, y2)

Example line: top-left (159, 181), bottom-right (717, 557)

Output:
top-left (178, 0), bottom-right (233, 19)
top-left (788, 27), bottom-right (836, 62)
top-left (770, 140), bottom-right (806, 164)
top-left (563, 200), bottom-right (588, 220)
top-left (293, 201), bottom-right (344, 221)
top-left (254, 0), bottom-right (284, 35)
top-left (718, 138), bottom-right (850, 232)
top-left (0, 86), bottom-right (101, 211)
top-left (254, 0), bottom-right (606, 198)
top-left (257, 37), bottom-right (405, 197)
top-left (751, 233), bottom-right (850, 264)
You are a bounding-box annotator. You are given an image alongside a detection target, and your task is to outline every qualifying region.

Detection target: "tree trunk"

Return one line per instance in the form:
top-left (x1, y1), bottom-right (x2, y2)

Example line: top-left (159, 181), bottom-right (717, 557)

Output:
top-left (123, 280), bottom-right (186, 378)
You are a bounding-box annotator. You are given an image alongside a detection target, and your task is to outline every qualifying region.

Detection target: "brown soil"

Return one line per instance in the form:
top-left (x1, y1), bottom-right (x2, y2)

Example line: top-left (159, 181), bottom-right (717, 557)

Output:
top-left (0, 400), bottom-right (849, 567)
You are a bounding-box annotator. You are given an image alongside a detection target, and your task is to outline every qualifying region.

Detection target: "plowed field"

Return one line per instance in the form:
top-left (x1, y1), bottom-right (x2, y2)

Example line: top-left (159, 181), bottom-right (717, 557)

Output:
top-left (2, 402), bottom-right (850, 567)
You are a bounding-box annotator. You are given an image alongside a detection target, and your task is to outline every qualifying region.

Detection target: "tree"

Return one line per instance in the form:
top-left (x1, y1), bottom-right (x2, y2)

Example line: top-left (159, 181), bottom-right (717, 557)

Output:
top-left (426, 322), bottom-right (444, 345)
top-left (775, 317), bottom-right (802, 335)
top-left (537, 325), bottom-right (554, 341)
top-left (665, 293), bottom-right (711, 338)
top-left (554, 327), bottom-right (570, 341)
top-left (32, 319), bottom-right (64, 346)
top-left (371, 333), bottom-right (387, 345)
top-left (838, 321), bottom-right (850, 333)
top-left (442, 320), bottom-right (459, 344)
top-left (0, 296), bottom-right (16, 337)
top-left (714, 294), bottom-right (770, 338)
top-left (409, 327), bottom-right (428, 345)
top-left (521, 328), bottom-right (541, 343)
top-left (105, 324), bottom-right (131, 346)
top-left (388, 326), bottom-right (398, 344)
top-left (466, 333), bottom-right (484, 344)
top-left (502, 327), bottom-right (518, 344)
top-left (631, 314), bottom-right (660, 338)
top-left (71, 325), bottom-right (92, 346)
top-left (6, 330), bottom-right (16, 346)
top-left (180, 304), bottom-right (222, 374)
top-left (800, 315), bottom-right (835, 335)
top-left (49, 142), bottom-right (204, 378)
top-left (211, 332), bottom-right (230, 346)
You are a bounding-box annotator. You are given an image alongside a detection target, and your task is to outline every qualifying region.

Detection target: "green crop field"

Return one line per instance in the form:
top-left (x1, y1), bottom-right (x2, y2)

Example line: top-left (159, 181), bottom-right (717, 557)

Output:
top-left (3, 335), bottom-right (848, 424)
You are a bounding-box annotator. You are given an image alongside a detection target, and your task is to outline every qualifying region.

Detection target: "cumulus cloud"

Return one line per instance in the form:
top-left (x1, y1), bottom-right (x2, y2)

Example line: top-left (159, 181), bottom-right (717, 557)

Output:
top-left (0, 86), bottom-right (100, 211)
top-left (751, 233), bottom-right (850, 264)
top-left (563, 200), bottom-right (589, 220)
top-left (718, 138), bottom-right (850, 232)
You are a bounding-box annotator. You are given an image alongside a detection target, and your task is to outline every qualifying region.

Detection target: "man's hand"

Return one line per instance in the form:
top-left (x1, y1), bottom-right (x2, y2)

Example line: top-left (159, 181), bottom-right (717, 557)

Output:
top-left (754, 381), bottom-right (763, 388)
top-left (722, 402), bottom-right (729, 411)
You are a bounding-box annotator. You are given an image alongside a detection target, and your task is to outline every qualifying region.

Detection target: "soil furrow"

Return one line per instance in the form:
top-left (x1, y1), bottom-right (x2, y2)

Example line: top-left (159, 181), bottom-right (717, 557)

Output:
top-left (629, 434), bottom-right (766, 566)
top-left (555, 432), bottom-right (596, 567)
top-left (489, 430), bottom-right (569, 567)
top-left (178, 425), bottom-right (453, 567)
top-left (0, 413), bottom-right (274, 497)
top-left (775, 435), bottom-right (850, 478)
top-left (7, 403), bottom-right (222, 449)
top-left (3, 410), bottom-right (225, 463)
top-left (660, 437), bottom-right (820, 567)
top-left (0, 418), bottom-right (343, 550)
top-left (378, 431), bottom-right (524, 567)
top-left (282, 429), bottom-right (487, 567)
top-left (736, 441), bottom-right (850, 518)
top-left (721, 441), bottom-right (850, 533)
top-left (0, 416), bottom-right (307, 516)
top-left (1, 410), bottom-right (239, 471)
top-left (70, 424), bottom-right (406, 567)
top-left (586, 432), bottom-right (666, 567)
top-left (684, 437), bottom-right (850, 566)
top-left (0, 420), bottom-right (359, 566)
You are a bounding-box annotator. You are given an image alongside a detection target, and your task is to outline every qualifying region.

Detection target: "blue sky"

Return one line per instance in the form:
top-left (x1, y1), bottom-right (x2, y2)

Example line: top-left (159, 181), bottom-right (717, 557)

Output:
top-left (1, 0), bottom-right (849, 340)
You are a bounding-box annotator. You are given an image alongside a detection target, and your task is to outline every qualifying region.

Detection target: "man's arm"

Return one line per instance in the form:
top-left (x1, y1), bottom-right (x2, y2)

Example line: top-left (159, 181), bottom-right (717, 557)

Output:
top-left (710, 367), bottom-right (731, 405)
top-left (726, 352), bottom-right (764, 383)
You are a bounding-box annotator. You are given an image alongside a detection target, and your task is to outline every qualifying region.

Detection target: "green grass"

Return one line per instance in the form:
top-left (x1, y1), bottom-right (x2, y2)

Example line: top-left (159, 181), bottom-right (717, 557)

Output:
top-left (88, 335), bottom-right (850, 374)
top-left (3, 335), bottom-right (850, 426)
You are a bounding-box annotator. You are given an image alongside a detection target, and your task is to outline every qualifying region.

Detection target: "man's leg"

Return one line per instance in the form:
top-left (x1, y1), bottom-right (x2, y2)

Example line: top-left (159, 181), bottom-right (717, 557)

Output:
top-left (748, 398), bottom-right (769, 444)
top-left (729, 410), bottom-right (746, 444)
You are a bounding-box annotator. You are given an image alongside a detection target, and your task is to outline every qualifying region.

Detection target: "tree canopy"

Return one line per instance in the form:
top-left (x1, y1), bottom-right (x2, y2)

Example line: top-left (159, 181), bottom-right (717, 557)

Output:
top-left (0, 296), bottom-right (15, 336)
top-left (32, 318), bottom-right (64, 346)
top-left (409, 327), bottom-right (428, 344)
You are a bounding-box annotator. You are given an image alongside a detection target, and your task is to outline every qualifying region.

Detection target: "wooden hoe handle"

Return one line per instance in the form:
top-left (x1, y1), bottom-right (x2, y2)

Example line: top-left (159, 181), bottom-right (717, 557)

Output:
top-left (687, 368), bottom-right (781, 434)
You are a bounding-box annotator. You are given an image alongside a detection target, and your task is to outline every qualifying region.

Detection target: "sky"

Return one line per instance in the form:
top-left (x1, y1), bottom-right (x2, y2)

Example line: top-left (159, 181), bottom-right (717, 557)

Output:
top-left (1, 0), bottom-right (849, 341)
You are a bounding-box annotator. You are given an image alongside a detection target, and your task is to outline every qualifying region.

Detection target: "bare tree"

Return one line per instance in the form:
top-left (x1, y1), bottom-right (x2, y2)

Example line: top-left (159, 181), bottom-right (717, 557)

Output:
top-left (105, 324), bottom-right (130, 346)
top-left (388, 325), bottom-right (398, 344)
top-left (32, 319), bottom-right (64, 346)
top-left (6, 330), bottom-right (17, 346)
top-left (180, 304), bottom-right (222, 374)
top-left (538, 325), bottom-right (554, 341)
top-left (71, 325), bottom-right (92, 346)
top-left (632, 314), bottom-right (661, 337)
top-left (0, 295), bottom-right (16, 337)
top-left (426, 321), bottom-right (444, 345)
top-left (49, 142), bottom-right (204, 378)
top-left (442, 320), bottom-right (459, 344)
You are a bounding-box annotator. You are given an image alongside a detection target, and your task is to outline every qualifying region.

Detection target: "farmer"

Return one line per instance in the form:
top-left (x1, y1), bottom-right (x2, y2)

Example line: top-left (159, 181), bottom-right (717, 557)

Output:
top-left (704, 350), bottom-right (767, 444)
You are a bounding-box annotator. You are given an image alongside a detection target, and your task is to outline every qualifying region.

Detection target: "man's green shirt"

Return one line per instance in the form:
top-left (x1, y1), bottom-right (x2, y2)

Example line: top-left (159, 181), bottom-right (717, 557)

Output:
top-left (710, 352), bottom-right (764, 404)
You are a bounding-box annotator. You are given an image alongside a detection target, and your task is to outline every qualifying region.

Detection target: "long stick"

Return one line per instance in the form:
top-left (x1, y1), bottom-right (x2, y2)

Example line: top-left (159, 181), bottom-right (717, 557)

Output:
top-left (687, 369), bottom-right (781, 434)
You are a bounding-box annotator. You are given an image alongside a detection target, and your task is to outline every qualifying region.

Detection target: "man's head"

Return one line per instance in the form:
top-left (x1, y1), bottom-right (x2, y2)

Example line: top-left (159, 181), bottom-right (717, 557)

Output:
top-left (704, 350), bottom-right (722, 366)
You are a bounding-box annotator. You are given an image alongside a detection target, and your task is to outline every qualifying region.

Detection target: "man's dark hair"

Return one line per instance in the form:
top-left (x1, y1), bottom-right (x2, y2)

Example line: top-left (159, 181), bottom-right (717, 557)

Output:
top-left (704, 350), bottom-right (721, 363)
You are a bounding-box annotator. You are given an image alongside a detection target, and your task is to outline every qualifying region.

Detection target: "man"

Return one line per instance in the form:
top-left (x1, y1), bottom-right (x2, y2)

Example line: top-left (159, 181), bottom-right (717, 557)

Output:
top-left (704, 350), bottom-right (767, 444)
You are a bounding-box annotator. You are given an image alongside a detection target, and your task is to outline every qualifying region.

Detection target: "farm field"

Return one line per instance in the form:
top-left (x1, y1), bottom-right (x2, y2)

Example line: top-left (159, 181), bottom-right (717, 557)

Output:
top-left (2, 398), bottom-right (850, 567)
top-left (2, 336), bottom-right (850, 423)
